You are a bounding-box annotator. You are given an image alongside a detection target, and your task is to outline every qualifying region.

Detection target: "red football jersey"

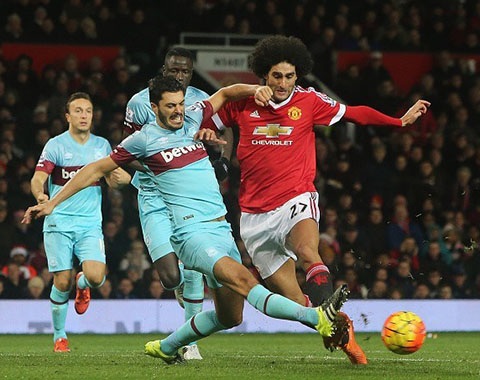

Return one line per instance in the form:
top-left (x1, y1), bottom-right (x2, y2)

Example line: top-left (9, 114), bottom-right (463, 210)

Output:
top-left (207, 86), bottom-right (346, 213)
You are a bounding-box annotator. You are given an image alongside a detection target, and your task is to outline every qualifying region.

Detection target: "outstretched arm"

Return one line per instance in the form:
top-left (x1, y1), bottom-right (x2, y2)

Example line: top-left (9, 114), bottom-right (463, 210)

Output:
top-left (208, 84), bottom-right (273, 114)
top-left (344, 100), bottom-right (430, 127)
top-left (23, 156), bottom-right (119, 223)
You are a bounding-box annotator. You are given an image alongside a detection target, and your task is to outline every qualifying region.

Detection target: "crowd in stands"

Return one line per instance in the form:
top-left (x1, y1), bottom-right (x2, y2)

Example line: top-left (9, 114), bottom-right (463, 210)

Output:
top-left (0, 0), bottom-right (479, 300)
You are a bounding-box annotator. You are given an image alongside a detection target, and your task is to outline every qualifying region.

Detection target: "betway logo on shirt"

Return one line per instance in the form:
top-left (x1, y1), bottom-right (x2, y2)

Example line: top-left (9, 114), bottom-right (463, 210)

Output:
top-left (51, 166), bottom-right (100, 187)
top-left (252, 124), bottom-right (294, 146)
top-left (144, 142), bottom-right (209, 175)
top-left (160, 142), bottom-right (206, 163)
top-left (62, 167), bottom-right (81, 179)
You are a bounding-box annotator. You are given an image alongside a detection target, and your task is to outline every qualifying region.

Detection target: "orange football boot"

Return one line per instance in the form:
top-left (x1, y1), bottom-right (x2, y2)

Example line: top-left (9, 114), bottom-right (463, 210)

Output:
top-left (54, 338), bottom-right (70, 352)
top-left (74, 272), bottom-right (90, 315)
top-left (337, 312), bottom-right (367, 364)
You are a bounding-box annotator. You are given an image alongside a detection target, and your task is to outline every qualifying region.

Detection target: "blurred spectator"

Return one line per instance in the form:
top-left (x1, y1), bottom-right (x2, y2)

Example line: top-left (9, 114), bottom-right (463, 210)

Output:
top-left (1, 262), bottom-right (27, 298)
top-left (115, 277), bottom-right (136, 299)
top-left (146, 280), bottom-right (167, 299)
top-left (26, 276), bottom-right (45, 299)
top-left (438, 283), bottom-right (453, 299)
top-left (388, 203), bottom-right (424, 251)
top-left (413, 283), bottom-right (431, 299)
top-left (1, 245), bottom-right (37, 280)
top-left (368, 280), bottom-right (388, 299)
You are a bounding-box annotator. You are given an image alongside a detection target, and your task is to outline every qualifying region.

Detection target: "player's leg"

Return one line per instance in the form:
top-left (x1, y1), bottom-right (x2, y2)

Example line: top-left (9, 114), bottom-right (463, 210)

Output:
top-left (44, 231), bottom-right (74, 352)
top-left (139, 193), bottom-right (204, 357)
top-left (241, 192), bottom-right (366, 363)
top-left (264, 258), bottom-right (310, 306)
top-left (181, 267), bottom-right (204, 359)
top-left (156, 278), bottom-right (244, 359)
top-left (74, 227), bottom-right (106, 314)
top-left (286, 218), bottom-right (333, 306)
top-left (146, 221), bottom-right (346, 363)
top-left (286, 199), bottom-right (367, 364)
top-left (139, 194), bottom-right (183, 289)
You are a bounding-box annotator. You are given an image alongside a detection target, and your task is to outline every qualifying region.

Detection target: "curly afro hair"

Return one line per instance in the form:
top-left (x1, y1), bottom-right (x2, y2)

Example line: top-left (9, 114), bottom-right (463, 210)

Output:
top-left (248, 35), bottom-right (313, 79)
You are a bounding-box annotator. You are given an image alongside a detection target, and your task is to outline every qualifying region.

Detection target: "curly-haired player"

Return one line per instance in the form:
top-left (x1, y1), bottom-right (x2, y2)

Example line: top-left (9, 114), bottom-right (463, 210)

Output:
top-left (204, 35), bottom-right (430, 365)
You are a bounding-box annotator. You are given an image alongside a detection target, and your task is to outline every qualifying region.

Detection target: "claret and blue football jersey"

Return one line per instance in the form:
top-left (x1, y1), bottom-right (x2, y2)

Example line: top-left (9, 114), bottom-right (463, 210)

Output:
top-left (124, 86), bottom-right (210, 195)
top-left (36, 131), bottom-right (111, 232)
top-left (111, 101), bottom-right (226, 231)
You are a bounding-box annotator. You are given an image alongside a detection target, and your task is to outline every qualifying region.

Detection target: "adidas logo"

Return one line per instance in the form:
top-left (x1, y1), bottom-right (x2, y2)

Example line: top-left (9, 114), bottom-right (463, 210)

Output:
top-left (249, 110), bottom-right (260, 118)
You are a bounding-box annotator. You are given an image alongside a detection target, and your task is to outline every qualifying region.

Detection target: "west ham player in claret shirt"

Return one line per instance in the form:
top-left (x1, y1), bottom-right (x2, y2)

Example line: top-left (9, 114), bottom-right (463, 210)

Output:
top-left (204, 35), bottom-right (430, 365)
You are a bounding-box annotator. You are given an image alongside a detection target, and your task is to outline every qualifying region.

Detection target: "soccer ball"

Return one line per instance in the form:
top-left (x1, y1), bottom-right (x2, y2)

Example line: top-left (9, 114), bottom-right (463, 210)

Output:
top-left (381, 311), bottom-right (426, 355)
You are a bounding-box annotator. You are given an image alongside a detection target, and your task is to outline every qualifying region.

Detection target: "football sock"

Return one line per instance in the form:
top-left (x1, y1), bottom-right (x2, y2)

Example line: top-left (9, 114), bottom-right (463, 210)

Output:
top-left (305, 263), bottom-right (333, 307)
top-left (247, 284), bottom-right (318, 327)
top-left (162, 262), bottom-right (185, 291)
top-left (50, 285), bottom-right (70, 342)
top-left (78, 274), bottom-right (105, 289)
top-left (183, 269), bottom-right (204, 346)
top-left (161, 310), bottom-right (225, 355)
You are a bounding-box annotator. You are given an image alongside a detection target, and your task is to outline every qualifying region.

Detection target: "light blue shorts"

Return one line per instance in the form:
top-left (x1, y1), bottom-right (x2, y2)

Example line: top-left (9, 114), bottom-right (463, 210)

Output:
top-left (170, 220), bottom-right (241, 289)
top-left (43, 227), bottom-right (105, 272)
top-left (138, 193), bottom-right (174, 262)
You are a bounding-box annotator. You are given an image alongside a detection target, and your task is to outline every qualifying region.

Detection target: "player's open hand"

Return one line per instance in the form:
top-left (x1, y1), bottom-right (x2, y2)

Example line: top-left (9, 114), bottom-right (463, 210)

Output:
top-left (22, 202), bottom-right (54, 224)
top-left (194, 129), bottom-right (227, 145)
top-left (254, 86), bottom-right (273, 107)
top-left (400, 100), bottom-right (431, 126)
top-left (36, 194), bottom-right (49, 204)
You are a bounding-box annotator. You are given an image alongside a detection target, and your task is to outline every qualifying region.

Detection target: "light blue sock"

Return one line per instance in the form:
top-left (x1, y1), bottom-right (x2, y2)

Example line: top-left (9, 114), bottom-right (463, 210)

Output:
top-left (183, 269), bottom-right (204, 346)
top-left (50, 285), bottom-right (70, 342)
top-left (161, 310), bottom-right (226, 355)
top-left (78, 274), bottom-right (105, 289)
top-left (247, 284), bottom-right (318, 327)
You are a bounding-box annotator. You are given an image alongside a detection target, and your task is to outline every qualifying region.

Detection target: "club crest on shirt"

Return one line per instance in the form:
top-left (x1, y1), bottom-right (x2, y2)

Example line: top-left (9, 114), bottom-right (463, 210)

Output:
top-left (288, 106), bottom-right (302, 121)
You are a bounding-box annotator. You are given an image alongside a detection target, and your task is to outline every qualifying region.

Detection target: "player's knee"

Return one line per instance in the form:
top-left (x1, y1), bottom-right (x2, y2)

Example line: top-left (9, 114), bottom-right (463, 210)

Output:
top-left (218, 313), bottom-right (243, 329)
top-left (86, 273), bottom-right (105, 288)
top-left (294, 242), bottom-right (320, 264)
top-left (231, 267), bottom-right (258, 294)
top-left (159, 270), bottom-right (181, 289)
top-left (54, 278), bottom-right (72, 292)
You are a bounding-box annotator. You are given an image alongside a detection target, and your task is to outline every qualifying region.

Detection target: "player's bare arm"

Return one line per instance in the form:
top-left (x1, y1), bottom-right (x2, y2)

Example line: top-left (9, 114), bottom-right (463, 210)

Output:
top-left (208, 84), bottom-right (272, 114)
top-left (220, 127), bottom-right (234, 160)
top-left (30, 170), bottom-right (49, 204)
top-left (104, 167), bottom-right (132, 189)
top-left (23, 156), bottom-right (119, 223)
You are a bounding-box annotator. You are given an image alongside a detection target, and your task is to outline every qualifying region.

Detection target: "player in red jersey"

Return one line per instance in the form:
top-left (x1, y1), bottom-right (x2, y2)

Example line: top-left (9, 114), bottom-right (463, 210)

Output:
top-left (204, 35), bottom-right (430, 365)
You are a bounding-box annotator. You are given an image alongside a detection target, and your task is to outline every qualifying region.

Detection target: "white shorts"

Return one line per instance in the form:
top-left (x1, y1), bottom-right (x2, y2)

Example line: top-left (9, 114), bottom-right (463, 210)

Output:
top-left (240, 192), bottom-right (320, 279)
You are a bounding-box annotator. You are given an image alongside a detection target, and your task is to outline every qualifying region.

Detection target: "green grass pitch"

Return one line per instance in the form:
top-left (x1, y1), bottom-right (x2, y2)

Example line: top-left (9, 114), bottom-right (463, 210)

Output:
top-left (0, 333), bottom-right (479, 379)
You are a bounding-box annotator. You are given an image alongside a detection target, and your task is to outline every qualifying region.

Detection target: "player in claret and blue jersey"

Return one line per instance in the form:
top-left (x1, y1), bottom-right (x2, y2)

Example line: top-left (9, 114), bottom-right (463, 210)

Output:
top-left (23, 77), bottom-right (349, 364)
top-left (30, 92), bottom-right (130, 352)
top-left (123, 47), bottom-right (233, 360)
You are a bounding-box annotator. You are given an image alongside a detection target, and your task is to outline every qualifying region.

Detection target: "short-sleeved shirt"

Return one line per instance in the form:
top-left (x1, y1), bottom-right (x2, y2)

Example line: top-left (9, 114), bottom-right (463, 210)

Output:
top-left (111, 101), bottom-right (225, 231)
top-left (35, 131), bottom-right (112, 232)
top-left (124, 86), bottom-right (210, 195)
top-left (205, 86), bottom-right (346, 213)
